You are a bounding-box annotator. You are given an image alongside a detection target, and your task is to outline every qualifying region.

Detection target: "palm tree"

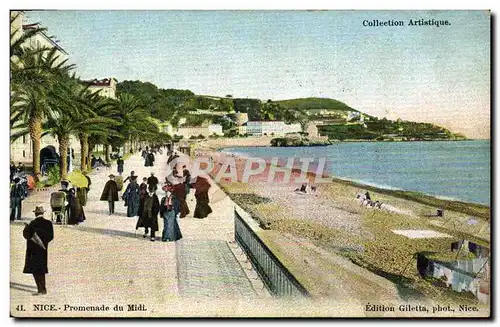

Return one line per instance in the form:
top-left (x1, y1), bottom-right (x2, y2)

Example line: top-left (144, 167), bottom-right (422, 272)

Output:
top-left (111, 93), bottom-right (151, 152)
top-left (11, 14), bottom-right (75, 181)
top-left (71, 89), bottom-right (117, 171)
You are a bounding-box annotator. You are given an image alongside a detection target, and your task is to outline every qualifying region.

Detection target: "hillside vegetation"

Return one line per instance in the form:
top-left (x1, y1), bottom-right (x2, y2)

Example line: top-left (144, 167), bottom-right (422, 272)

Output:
top-left (116, 80), bottom-right (465, 141)
top-left (276, 97), bottom-right (358, 112)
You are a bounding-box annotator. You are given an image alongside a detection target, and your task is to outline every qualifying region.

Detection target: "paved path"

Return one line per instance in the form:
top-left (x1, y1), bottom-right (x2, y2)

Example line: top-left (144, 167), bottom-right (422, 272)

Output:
top-left (10, 151), bottom-right (270, 317)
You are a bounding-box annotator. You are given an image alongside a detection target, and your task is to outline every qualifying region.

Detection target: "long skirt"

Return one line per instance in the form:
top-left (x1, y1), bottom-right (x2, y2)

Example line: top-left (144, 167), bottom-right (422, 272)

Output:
top-left (162, 210), bottom-right (182, 242)
top-left (127, 197), bottom-right (140, 217)
top-left (179, 199), bottom-right (190, 218)
top-left (173, 197), bottom-right (180, 216)
top-left (78, 188), bottom-right (88, 207)
top-left (194, 192), bottom-right (212, 219)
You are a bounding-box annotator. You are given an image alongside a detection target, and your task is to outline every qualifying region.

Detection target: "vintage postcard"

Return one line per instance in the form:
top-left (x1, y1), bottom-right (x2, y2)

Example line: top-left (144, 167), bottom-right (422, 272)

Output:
top-left (9, 9), bottom-right (491, 318)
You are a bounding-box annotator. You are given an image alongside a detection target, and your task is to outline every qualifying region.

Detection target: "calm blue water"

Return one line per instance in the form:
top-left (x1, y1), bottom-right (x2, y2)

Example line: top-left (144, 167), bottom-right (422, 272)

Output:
top-left (221, 140), bottom-right (491, 205)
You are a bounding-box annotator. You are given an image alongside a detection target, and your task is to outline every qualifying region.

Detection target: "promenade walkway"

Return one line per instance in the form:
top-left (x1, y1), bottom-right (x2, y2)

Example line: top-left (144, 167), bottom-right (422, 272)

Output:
top-left (10, 151), bottom-right (270, 317)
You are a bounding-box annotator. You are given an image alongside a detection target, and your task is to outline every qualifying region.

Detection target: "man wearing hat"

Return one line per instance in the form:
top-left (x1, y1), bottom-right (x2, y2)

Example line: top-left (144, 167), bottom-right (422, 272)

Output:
top-left (23, 206), bottom-right (54, 295)
top-left (100, 174), bottom-right (119, 215)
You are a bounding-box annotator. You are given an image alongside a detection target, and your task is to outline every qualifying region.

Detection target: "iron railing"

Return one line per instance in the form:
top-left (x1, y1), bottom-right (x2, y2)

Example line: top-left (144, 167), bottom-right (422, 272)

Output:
top-left (234, 209), bottom-right (309, 297)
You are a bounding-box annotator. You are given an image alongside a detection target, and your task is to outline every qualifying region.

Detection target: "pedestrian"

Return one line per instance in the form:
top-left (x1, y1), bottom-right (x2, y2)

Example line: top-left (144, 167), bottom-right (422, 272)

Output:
top-left (138, 177), bottom-right (148, 216)
top-left (116, 156), bottom-right (124, 176)
top-left (147, 172), bottom-right (159, 192)
top-left (183, 165), bottom-right (191, 195)
top-left (100, 174), bottom-right (119, 215)
top-left (91, 155), bottom-right (97, 168)
top-left (123, 170), bottom-right (136, 183)
top-left (67, 187), bottom-right (85, 224)
top-left (123, 176), bottom-right (140, 217)
top-left (191, 176), bottom-right (212, 219)
top-left (10, 161), bottom-right (16, 182)
top-left (148, 151), bottom-right (155, 167)
top-left (23, 206), bottom-right (54, 296)
top-left (10, 177), bottom-right (25, 221)
top-left (172, 181), bottom-right (189, 218)
top-left (136, 186), bottom-right (160, 241)
top-left (16, 162), bottom-right (25, 174)
top-left (160, 185), bottom-right (182, 242)
top-left (79, 171), bottom-right (92, 207)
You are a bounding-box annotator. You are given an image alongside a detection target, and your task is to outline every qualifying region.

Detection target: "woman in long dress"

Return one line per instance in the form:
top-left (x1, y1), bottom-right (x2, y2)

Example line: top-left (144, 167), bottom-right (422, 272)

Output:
top-left (172, 182), bottom-right (189, 218)
top-left (160, 187), bottom-right (182, 242)
top-left (123, 176), bottom-right (140, 217)
top-left (68, 188), bottom-right (86, 224)
top-left (191, 176), bottom-right (212, 219)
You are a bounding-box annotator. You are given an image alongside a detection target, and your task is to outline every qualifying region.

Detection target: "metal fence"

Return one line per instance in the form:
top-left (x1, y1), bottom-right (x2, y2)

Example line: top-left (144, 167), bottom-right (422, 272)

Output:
top-left (234, 209), bottom-right (310, 297)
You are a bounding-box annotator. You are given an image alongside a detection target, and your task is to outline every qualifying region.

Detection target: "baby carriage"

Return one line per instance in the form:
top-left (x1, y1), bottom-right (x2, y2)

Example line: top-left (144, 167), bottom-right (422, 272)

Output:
top-left (50, 191), bottom-right (67, 224)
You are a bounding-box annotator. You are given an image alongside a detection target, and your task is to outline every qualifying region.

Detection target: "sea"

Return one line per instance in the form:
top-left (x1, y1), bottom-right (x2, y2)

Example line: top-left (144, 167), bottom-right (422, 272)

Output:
top-left (220, 140), bottom-right (491, 206)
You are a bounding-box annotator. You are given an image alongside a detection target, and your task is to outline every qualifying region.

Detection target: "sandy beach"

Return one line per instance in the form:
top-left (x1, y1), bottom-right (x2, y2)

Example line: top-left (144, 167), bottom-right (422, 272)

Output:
top-left (191, 138), bottom-right (490, 309)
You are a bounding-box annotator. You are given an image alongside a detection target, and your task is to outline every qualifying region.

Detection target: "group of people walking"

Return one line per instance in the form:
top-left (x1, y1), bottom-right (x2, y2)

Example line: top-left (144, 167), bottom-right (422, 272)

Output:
top-left (142, 147), bottom-right (156, 167)
top-left (98, 167), bottom-right (186, 243)
top-left (18, 145), bottom-right (216, 296)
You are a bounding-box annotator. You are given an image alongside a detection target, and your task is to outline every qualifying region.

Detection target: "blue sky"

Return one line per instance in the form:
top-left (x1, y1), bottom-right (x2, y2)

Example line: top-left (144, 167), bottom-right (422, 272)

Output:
top-left (25, 10), bottom-right (490, 138)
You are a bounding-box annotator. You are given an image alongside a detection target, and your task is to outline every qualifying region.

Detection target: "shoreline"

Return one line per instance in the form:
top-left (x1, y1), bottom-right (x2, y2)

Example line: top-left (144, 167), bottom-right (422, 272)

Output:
top-left (206, 142), bottom-right (490, 214)
top-left (192, 140), bottom-right (490, 304)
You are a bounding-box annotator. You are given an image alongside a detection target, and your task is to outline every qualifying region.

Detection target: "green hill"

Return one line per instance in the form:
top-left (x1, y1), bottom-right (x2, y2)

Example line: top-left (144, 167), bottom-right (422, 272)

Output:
top-left (115, 81), bottom-right (465, 140)
top-left (275, 97), bottom-right (358, 112)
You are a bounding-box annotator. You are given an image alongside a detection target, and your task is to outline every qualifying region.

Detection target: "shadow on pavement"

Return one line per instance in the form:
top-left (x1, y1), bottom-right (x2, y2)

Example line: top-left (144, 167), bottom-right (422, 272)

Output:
top-left (73, 225), bottom-right (148, 240)
top-left (10, 282), bottom-right (37, 293)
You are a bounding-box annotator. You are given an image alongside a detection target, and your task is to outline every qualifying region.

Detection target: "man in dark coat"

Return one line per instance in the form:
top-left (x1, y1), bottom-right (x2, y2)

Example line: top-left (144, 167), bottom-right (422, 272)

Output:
top-left (91, 155), bottom-right (97, 168)
top-left (116, 156), bottom-right (124, 176)
top-left (10, 177), bottom-right (25, 221)
top-left (23, 206), bottom-right (54, 295)
top-left (136, 186), bottom-right (160, 241)
top-left (100, 174), bottom-right (119, 215)
top-left (147, 172), bottom-right (159, 192)
top-left (148, 152), bottom-right (155, 167)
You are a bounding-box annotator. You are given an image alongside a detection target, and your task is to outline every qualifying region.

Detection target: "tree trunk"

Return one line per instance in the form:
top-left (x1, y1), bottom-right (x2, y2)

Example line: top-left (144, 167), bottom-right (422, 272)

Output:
top-left (58, 133), bottom-right (70, 180)
top-left (104, 144), bottom-right (110, 163)
top-left (79, 133), bottom-right (89, 171)
top-left (28, 116), bottom-right (42, 182)
top-left (87, 141), bottom-right (94, 170)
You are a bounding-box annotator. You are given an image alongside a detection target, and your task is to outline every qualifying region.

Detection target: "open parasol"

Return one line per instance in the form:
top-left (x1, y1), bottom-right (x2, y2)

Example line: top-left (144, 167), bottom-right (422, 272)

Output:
top-left (67, 171), bottom-right (88, 188)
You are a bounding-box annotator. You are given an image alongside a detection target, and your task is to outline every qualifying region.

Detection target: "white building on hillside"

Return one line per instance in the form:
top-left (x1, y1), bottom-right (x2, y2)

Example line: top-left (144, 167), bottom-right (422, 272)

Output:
top-left (244, 121), bottom-right (302, 136)
top-left (208, 124), bottom-right (223, 135)
top-left (84, 78), bottom-right (117, 99)
top-left (174, 124), bottom-right (224, 139)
